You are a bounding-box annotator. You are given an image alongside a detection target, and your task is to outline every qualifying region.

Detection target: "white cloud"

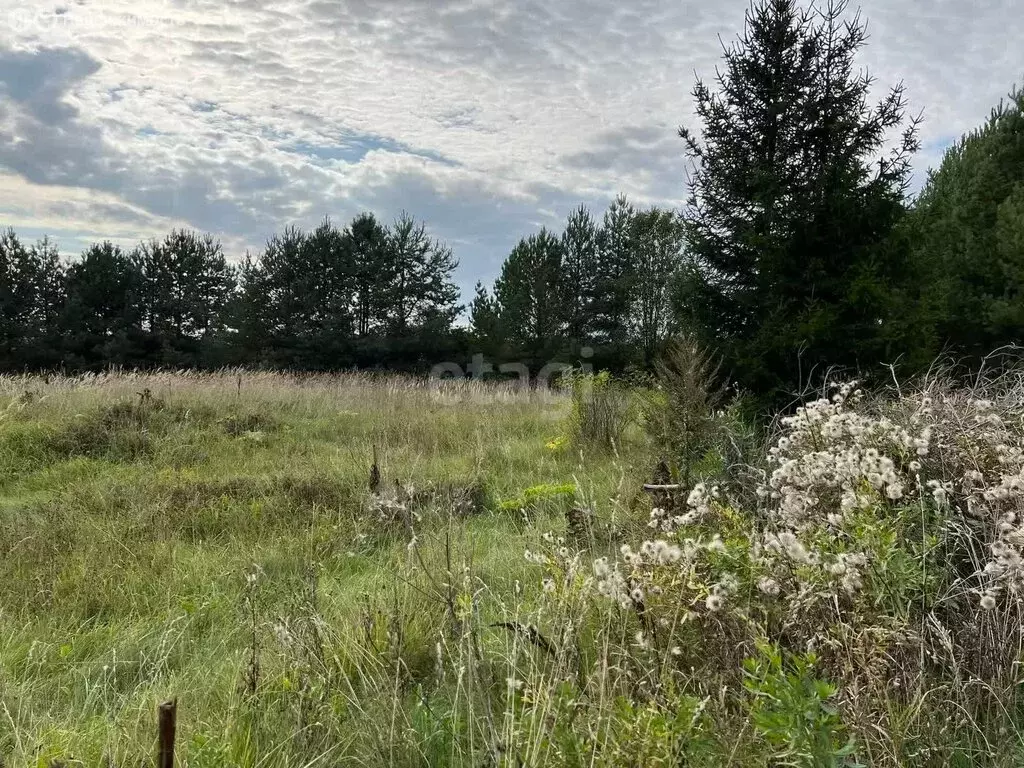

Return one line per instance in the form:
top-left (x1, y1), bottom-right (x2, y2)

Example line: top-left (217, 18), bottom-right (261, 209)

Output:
top-left (0, 0), bottom-right (1020, 294)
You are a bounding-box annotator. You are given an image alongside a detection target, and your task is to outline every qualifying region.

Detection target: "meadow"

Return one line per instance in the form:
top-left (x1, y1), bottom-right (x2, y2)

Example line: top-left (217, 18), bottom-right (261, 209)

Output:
top-left (0, 371), bottom-right (637, 766)
top-left (1, 367), bottom-right (1023, 766)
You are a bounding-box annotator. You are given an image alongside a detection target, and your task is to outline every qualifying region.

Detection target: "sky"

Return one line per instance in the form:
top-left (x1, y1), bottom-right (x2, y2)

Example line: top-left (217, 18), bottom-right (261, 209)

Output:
top-left (0, 0), bottom-right (1021, 300)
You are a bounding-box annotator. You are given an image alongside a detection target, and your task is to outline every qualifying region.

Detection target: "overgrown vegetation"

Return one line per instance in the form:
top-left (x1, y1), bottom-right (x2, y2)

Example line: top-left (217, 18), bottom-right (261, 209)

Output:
top-left (2, 366), bottom-right (1024, 765)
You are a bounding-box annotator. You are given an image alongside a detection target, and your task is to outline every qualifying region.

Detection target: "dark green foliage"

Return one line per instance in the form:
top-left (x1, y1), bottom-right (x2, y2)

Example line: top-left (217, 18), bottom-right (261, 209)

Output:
top-left (677, 0), bottom-right (919, 403)
top-left (592, 195), bottom-right (637, 347)
top-left (476, 197), bottom-right (685, 375)
top-left (492, 228), bottom-right (566, 365)
top-left (236, 220), bottom-right (354, 369)
top-left (347, 212), bottom-right (390, 338)
top-left (560, 205), bottom-right (599, 345)
top-left (384, 212), bottom-right (461, 336)
top-left (61, 241), bottom-right (147, 368)
top-left (908, 87), bottom-right (1024, 366)
top-left (467, 281), bottom-right (502, 357)
top-left (136, 229), bottom-right (238, 366)
top-left (0, 229), bottom-right (65, 370)
top-left (631, 208), bottom-right (685, 363)
top-left (234, 213), bottom-right (462, 371)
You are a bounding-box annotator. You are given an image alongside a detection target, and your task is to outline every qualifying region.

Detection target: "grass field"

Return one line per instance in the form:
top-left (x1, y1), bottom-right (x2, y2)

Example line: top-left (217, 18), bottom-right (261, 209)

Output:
top-left (3, 369), bottom-right (1024, 766)
top-left (0, 371), bottom-right (646, 766)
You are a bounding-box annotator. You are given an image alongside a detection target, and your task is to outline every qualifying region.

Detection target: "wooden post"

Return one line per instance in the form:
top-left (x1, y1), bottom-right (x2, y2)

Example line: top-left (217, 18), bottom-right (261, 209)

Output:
top-left (158, 698), bottom-right (177, 768)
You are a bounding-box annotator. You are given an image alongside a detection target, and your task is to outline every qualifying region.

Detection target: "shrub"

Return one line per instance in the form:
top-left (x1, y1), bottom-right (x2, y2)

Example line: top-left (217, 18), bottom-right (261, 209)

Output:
top-left (641, 335), bottom-right (725, 485)
top-left (564, 370), bottom-right (633, 451)
top-left (523, 375), bottom-right (1024, 765)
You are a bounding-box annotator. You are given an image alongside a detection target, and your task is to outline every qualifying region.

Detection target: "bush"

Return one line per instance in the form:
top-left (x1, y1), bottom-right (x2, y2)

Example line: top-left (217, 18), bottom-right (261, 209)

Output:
top-left (564, 370), bottom-right (634, 451)
top-left (521, 374), bottom-right (1024, 765)
top-left (641, 336), bottom-right (725, 483)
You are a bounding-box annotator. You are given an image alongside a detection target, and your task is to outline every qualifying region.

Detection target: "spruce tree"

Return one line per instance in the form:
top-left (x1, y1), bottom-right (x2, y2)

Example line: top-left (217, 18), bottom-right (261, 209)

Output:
top-left (679, 0), bottom-right (918, 400)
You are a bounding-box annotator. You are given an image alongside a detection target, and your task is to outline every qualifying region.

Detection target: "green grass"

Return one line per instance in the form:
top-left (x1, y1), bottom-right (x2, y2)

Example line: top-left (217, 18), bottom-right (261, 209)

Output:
top-left (0, 371), bottom-right (641, 766)
top-left (7, 371), bottom-right (1020, 766)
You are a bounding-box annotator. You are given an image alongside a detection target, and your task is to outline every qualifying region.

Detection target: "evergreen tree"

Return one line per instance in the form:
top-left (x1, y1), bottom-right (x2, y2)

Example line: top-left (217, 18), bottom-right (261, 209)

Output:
top-left (468, 281), bottom-right (502, 356)
top-left (630, 207), bottom-right (685, 362)
top-left (237, 221), bottom-right (355, 369)
top-left (384, 213), bottom-right (461, 335)
top-left (0, 229), bottom-right (65, 369)
top-left (909, 87), bottom-right (1024, 364)
top-left (678, 0), bottom-right (918, 400)
top-left (560, 205), bottom-right (599, 345)
top-left (346, 213), bottom-right (390, 338)
top-left (137, 229), bottom-right (237, 365)
top-left (592, 196), bottom-right (637, 347)
top-left (62, 241), bottom-right (145, 368)
top-left (493, 229), bottom-right (565, 364)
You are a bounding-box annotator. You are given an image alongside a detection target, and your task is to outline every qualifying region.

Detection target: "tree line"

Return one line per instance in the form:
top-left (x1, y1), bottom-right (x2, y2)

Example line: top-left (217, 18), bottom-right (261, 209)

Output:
top-left (0, 213), bottom-right (463, 372)
top-left (1, 0), bottom-right (1022, 404)
top-left (468, 197), bottom-right (685, 371)
top-left (473, 0), bottom-right (1024, 403)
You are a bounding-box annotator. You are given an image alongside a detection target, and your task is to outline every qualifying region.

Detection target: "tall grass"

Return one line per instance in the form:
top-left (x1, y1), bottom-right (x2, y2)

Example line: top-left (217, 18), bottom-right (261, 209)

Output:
top-left (1, 368), bottom-right (1023, 765)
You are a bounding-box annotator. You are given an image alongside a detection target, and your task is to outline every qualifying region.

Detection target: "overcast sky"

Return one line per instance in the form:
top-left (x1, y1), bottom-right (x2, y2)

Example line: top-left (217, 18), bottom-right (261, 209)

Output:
top-left (1, 0), bottom-right (1021, 298)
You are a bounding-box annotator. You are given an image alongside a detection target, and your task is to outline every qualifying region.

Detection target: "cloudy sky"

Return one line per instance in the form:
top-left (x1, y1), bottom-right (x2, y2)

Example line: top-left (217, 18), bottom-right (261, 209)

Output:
top-left (0, 0), bottom-right (1021, 298)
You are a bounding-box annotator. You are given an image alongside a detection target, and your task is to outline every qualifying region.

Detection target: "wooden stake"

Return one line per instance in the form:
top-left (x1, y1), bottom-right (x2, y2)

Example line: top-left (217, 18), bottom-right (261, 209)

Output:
top-left (158, 698), bottom-right (177, 768)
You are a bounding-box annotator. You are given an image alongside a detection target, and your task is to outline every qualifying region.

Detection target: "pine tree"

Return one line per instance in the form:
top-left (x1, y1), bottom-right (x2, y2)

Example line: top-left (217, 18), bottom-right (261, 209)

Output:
top-left (492, 229), bottom-right (565, 364)
top-left (560, 205), bottom-right (599, 345)
top-left (909, 87), bottom-right (1024, 364)
top-left (593, 195), bottom-right (637, 348)
top-left (0, 229), bottom-right (66, 370)
top-left (630, 207), bottom-right (685, 362)
top-left (346, 213), bottom-right (390, 338)
top-left (63, 241), bottom-right (145, 367)
top-left (679, 0), bottom-right (918, 400)
top-left (137, 229), bottom-right (237, 365)
top-left (237, 220), bottom-right (357, 369)
top-left (384, 212), bottom-right (461, 335)
top-left (468, 281), bottom-right (501, 349)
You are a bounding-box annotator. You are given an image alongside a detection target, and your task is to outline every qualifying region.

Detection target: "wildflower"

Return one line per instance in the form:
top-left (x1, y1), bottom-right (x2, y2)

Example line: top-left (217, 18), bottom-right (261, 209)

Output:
top-left (980, 593), bottom-right (997, 611)
top-left (272, 621), bottom-right (294, 647)
top-left (757, 577), bottom-right (780, 596)
top-left (705, 593), bottom-right (724, 611)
